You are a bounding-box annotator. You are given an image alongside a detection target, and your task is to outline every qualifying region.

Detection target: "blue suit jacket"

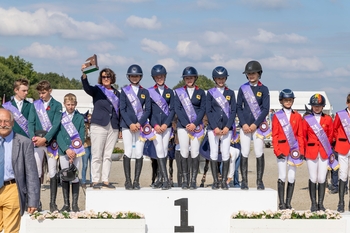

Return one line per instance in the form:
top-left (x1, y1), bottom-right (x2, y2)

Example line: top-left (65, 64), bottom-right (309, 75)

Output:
top-left (148, 85), bottom-right (175, 128)
top-left (174, 86), bottom-right (206, 128)
top-left (120, 85), bottom-right (151, 128)
top-left (206, 87), bottom-right (236, 130)
top-left (81, 76), bottom-right (120, 129)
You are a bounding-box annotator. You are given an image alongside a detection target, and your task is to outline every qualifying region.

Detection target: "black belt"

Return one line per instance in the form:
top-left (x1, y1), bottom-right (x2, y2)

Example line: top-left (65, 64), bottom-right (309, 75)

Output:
top-left (4, 179), bottom-right (16, 186)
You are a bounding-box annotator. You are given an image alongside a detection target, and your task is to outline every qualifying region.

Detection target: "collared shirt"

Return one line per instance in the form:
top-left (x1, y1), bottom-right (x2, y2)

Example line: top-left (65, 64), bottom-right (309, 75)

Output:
top-left (3, 131), bottom-right (15, 181)
top-left (66, 111), bottom-right (75, 121)
top-left (187, 87), bottom-right (195, 99)
top-left (131, 85), bottom-right (140, 95)
top-left (157, 85), bottom-right (165, 96)
top-left (16, 100), bottom-right (23, 112)
top-left (43, 97), bottom-right (52, 110)
top-left (283, 108), bottom-right (292, 121)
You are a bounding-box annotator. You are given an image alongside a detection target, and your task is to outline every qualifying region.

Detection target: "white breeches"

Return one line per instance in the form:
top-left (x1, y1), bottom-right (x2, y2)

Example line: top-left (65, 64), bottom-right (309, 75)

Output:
top-left (59, 155), bottom-right (82, 183)
top-left (276, 157), bottom-right (297, 183)
top-left (228, 147), bottom-right (240, 179)
top-left (239, 128), bottom-right (264, 158)
top-left (122, 128), bottom-right (145, 159)
top-left (306, 153), bottom-right (328, 183)
top-left (177, 128), bottom-right (200, 159)
top-left (154, 128), bottom-right (172, 159)
top-left (208, 130), bottom-right (232, 161)
top-left (338, 150), bottom-right (350, 182)
top-left (34, 146), bottom-right (58, 178)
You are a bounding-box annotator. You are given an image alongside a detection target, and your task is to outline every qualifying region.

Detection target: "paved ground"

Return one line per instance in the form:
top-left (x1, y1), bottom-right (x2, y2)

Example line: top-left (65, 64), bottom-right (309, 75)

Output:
top-left (40, 145), bottom-right (342, 212)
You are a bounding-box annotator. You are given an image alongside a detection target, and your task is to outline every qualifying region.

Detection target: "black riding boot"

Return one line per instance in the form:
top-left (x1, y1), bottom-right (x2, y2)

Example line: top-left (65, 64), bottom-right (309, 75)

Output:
top-left (72, 182), bottom-right (80, 212)
top-left (210, 160), bottom-right (219, 190)
top-left (151, 158), bottom-right (158, 185)
top-left (190, 156), bottom-right (200, 190)
top-left (318, 182), bottom-right (326, 211)
top-left (256, 154), bottom-right (265, 190)
top-left (175, 151), bottom-right (183, 187)
top-left (221, 159), bottom-right (230, 190)
top-left (181, 156), bottom-right (189, 189)
top-left (60, 181), bottom-right (71, 212)
top-left (277, 179), bottom-right (286, 210)
top-left (49, 176), bottom-right (59, 212)
top-left (169, 158), bottom-right (174, 187)
top-left (285, 182), bottom-right (295, 209)
top-left (133, 157), bottom-right (143, 190)
top-left (240, 156), bottom-right (249, 190)
top-left (37, 178), bottom-right (42, 212)
top-left (337, 180), bottom-right (346, 212)
top-left (309, 180), bottom-right (317, 212)
top-left (152, 163), bottom-right (163, 189)
top-left (159, 158), bottom-right (170, 190)
top-left (123, 155), bottom-right (133, 190)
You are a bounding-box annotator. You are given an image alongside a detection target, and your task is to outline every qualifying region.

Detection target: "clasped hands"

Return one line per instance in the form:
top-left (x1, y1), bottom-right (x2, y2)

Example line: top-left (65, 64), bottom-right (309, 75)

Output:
top-left (242, 123), bottom-right (257, 134)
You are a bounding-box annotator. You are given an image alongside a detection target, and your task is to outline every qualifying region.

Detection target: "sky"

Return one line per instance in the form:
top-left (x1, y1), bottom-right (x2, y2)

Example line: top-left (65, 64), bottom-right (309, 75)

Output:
top-left (0, 0), bottom-right (349, 112)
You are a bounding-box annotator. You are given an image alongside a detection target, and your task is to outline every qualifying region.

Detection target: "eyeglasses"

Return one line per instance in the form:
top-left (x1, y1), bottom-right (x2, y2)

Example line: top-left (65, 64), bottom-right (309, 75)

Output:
top-left (102, 75), bottom-right (111, 79)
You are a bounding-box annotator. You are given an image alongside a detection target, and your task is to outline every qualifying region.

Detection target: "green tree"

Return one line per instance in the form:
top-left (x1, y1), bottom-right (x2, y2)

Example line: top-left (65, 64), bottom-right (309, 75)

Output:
top-left (172, 75), bottom-right (215, 90)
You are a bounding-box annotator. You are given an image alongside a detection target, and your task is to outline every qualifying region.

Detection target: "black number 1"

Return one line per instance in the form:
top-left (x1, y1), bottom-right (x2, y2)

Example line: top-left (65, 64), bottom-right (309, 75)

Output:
top-left (174, 198), bottom-right (194, 232)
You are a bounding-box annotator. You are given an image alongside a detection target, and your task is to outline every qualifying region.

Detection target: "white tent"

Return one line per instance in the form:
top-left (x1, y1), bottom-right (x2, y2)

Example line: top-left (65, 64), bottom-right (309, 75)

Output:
top-left (51, 89), bottom-right (93, 114)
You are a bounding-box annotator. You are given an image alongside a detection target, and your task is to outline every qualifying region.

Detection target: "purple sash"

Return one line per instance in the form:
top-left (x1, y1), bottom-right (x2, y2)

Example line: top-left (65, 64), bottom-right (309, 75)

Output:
top-left (97, 85), bottom-right (119, 115)
top-left (275, 110), bottom-right (303, 166)
top-left (208, 88), bottom-right (237, 142)
top-left (123, 86), bottom-right (156, 141)
top-left (2, 101), bottom-right (29, 137)
top-left (175, 87), bottom-right (204, 139)
top-left (148, 87), bottom-right (169, 115)
top-left (337, 110), bottom-right (350, 143)
top-left (61, 112), bottom-right (85, 157)
top-left (33, 100), bottom-right (52, 132)
top-left (305, 115), bottom-right (339, 170)
top-left (240, 83), bottom-right (271, 139)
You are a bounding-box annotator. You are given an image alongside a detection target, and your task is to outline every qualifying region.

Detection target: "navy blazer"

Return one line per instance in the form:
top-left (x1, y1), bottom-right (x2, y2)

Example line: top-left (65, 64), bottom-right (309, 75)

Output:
top-left (206, 87), bottom-right (236, 130)
top-left (120, 85), bottom-right (151, 128)
top-left (148, 84), bottom-right (175, 128)
top-left (236, 81), bottom-right (270, 127)
top-left (81, 76), bottom-right (120, 129)
top-left (174, 86), bottom-right (206, 129)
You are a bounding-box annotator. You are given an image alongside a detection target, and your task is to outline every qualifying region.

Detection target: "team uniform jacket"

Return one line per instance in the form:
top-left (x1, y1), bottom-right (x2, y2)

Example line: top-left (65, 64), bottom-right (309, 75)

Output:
top-left (206, 87), bottom-right (236, 130)
top-left (56, 110), bottom-right (85, 155)
top-left (174, 86), bottom-right (206, 129)
top-left (148, 84), bottom-right (175, 128)
top-left (236, 81), bottom-right (270, 127)
top-left (333, 109), bottom-right (350, 155)
top-left (272, 109), bottom-right (304, 157)
top-left (9, 99), bottom-right (32, 138)
top-left (303, 113), bottom-right (333, 160)
top-left (120, 85), bottom-right (151, 128)
top-left (81, 76), bottom-right (120, 129)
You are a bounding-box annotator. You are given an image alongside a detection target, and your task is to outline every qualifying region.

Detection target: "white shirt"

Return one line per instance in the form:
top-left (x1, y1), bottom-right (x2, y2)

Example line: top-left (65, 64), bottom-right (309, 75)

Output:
top-left (283, 108), bottom-right (292, 121)
top-left (157, 85), bottom-right (165, 96)
top-left (131, 85), bottom-right (139, 95)
top-left (187, 87), bottom-right (195, 99)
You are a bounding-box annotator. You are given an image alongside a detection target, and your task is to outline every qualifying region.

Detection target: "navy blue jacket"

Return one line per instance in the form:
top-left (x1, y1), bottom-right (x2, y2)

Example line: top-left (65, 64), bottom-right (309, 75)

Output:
top-left (236, 81), bottom-right (270, 127)
top-left (206, 87), bottom-right (236, 130)
top-left (148, 84), bottom-right (175, 128)
top-left (174, 86), bottom-right (206, 129)
top-left (81, 76), bottom-right (120, 129)
top-left (120, 85), bottom-right (151, 128)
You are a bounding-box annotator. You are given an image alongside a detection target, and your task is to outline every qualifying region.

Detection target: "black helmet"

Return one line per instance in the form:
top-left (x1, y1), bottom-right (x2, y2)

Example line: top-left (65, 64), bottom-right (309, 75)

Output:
top-left (308, 93), bottom-right (326, 107)
top-left (182, 66), bottom-right (198, 78)
top-left (279, 89), bottom-right (295, 100)
top-left (243, 60), bottom-right (263, 75)
top-left (151, 64), bottom-right (167, 77)
top-left (212, 66), bottom-right (228, 79)
top-left (127, 64), bottom-right (143, 77)
top-left (59, 163), bottom-right (78, 182)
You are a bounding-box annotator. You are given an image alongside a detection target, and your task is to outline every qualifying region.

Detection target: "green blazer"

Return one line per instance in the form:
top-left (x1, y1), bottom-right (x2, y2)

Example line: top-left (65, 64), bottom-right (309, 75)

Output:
top-left (9, 99), bottom-right (32, 138)
top-left (56, 110), bottom-right (85, 155)
top-left (28, 97), bottom-right (62, 143)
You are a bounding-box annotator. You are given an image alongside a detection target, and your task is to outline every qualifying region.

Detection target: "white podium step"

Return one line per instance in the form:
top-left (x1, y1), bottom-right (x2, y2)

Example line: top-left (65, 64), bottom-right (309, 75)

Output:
top-left (86, 187), bottom-right (277, 233)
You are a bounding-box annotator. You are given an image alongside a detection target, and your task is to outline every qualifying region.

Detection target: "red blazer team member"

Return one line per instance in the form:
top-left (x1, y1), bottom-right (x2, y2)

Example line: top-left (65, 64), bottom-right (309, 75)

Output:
top-left (333, 93), bottom-right (350, 213)
top-left (272, 89), bottom-right (304, 210)
top-left (303, 94), bottom-right (333, 212)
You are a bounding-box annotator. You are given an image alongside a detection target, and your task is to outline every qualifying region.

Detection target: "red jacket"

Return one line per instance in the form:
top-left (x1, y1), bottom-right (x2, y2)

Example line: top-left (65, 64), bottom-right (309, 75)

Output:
top-left (272, 110), bottom-right (304, 157)
top-left (303, 113), bottom-right (333, 160)
top-left (333, 110), bottom-right (350, 155)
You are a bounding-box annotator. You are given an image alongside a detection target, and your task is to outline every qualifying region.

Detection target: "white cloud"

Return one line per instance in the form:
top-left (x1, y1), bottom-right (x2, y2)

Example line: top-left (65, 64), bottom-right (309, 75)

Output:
top-left (254, 29), bottom-right (307, 43)
top-left (262, 56), bottom-right (324, 72)
top-left (88, 42), bottom-right (116, 52)
top-left (204, 31), bottom-right (229, 44)
top-left (156, 58), bottom-right (179, 72)
top-left (98, 53), bottom-right (134, 67)
top-left (176, 41), bottom-right (204, 60)
top-left (19, 42), bottom-right (78, 59)
top-left (0, 7), bottom-right (123, 40)
top-left (332, 67), bottom-right (350, 76)
top-left (141, 38), bottom-right (170, 55)
top-left (196, 0), bottom-right (219, 9)
top-left (126, 15), bottom-right (161, 30)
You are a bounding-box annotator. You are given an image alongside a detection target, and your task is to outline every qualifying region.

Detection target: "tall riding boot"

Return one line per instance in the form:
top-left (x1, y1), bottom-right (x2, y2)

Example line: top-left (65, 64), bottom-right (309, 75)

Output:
top-left (337, 180), bottom-right (346, 212)
top-left (123, 155), bottom-right (133, 190)
top-left (221, 159), bottom-right (230, 190)
top-left (151, 158), bottom-right (158, 185)
top-left (190, 156), bottom-right (200, 190)
top-left (49, 176), bottom-right (59, 212)
top-left (169, 159), bottom-right (174, 187)
top-left (71, 182), bottom-right (80, 212)
top-left (38, 178), bottom-right (42, 212)
top-left (240, 156), bottom-right (249, 190)
top-left (256, 154), bottom-right (265, 190)
top-left (60, 181), bottom-right (71, 212)
top-left (181, 156), bottom-right (189, 189)
top-left (309, 180), bottom-right (317, 212)
top-left (318, 182), bottom-right (326, 211)
top-left (210, 160), bottom-right (219, 190)
top-left (285, 182), bottom-right (295, 209)
top-left (152, 161), bottom-right (163, 189)
top-left (133, 157), bottom-right (143, 190)
top-left (277, 179), bottom-right (286, 210)
top-left (159, 158), bottom-right (170, 190)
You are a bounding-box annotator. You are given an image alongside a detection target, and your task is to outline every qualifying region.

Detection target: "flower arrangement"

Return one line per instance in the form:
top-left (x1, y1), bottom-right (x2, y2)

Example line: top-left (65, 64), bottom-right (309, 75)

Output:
top-left (113, 147), bottom-right (124, 153)
top-left (232, 209), bottom-right (341, 220)
top-left (31, 210), bottom-right (143, 221)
